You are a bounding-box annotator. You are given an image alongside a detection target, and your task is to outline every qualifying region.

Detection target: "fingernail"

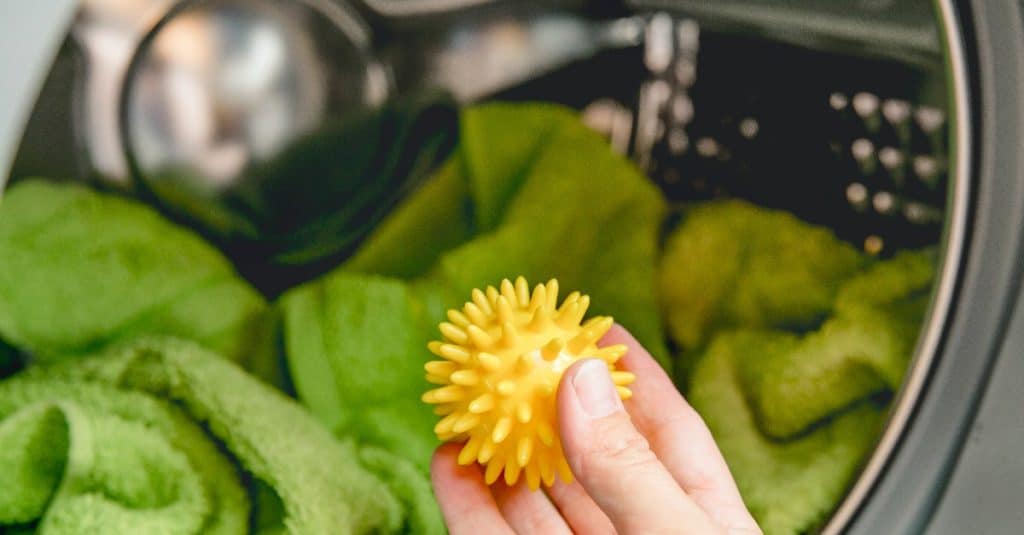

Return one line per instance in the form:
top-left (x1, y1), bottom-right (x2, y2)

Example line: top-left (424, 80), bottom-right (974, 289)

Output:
top-left (572, 359), bottom-right (623, 419)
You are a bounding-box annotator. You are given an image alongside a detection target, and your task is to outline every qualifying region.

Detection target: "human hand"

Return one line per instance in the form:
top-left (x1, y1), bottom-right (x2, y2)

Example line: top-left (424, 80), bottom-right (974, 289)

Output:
top-left (431, 324), bottom-right (762, 534)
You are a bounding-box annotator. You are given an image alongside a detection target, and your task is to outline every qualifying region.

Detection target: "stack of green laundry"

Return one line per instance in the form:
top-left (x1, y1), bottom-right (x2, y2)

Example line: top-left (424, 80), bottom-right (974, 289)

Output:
top-left (0, 102), bottom-right (666, 534)
top-left (0, 181), bottom-right (442, 533)
top-left (0, 101), bottom-right (933, 535)
top-left (0, 337), bottom-right (412, 534)
top-left (661, 200), bottom-right (934, 534)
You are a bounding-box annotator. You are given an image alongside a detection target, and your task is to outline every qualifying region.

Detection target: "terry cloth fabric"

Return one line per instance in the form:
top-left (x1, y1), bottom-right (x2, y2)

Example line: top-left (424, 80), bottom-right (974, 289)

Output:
top-left (687, 249), bottom-right (934, 534)
top-left (0, 181), bottom-right (276, 382)
top-left (0, 337), bottom-right (404, 534)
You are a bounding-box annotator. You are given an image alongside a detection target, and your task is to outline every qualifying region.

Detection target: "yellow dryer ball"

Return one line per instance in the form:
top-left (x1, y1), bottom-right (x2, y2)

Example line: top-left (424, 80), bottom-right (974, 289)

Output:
top-left (422, 277), bottom-right (634, 490)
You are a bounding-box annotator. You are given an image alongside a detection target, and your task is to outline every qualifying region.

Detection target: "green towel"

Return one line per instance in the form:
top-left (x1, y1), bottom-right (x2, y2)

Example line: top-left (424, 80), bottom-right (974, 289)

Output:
top-left (687, 249), bottom-right (934, 534)
top-left (690, 331), bottom-right (886, 535)
top-left (737, 250), bottom-right (935, 439)
top-left (0, 181), bottom-right (276, 382)
top-left (344, 103), bottom-right (669, 365)
top-left (0, 336), bottom-right (404, 534)
top-left (280, 103), bottom-right (669, 484)
top-left (281, 273), bottom-right (439, 472)
top-left (659, 200), bottom-right (868, 354)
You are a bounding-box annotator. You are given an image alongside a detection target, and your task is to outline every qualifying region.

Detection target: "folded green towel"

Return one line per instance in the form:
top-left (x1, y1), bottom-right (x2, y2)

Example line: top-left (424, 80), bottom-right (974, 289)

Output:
top-left (281, 273), bottom-right (439, 472)
top-left (659, 200), bottom-right (867, 353)
top-left (0, 337), bottom-right (405, 534)
top-left (280, 103), bottom-right (669, 491)
top-left (688, 249), bottom-right (934, 534)
top-left (690, 331), bottom-right (886, 535)
top-left (737, 250), bottom-right (935, 439)
top-left (0, 181), bottom-right (278, 383)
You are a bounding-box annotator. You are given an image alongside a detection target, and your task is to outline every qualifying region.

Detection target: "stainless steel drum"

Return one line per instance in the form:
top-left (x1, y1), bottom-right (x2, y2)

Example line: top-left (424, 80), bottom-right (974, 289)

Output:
top-left (2, 1), bottom-right (1023, 533)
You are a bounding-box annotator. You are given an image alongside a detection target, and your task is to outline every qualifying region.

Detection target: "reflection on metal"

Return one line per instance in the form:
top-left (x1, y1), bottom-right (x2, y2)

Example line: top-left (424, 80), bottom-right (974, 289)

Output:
top-left (73, 0), bottom-right (378, 190)
top-left (73, 0), bottom-right (177, 182)
top-left (644, 13), bottom-right (674, 72)
top-left (634, 13), bottom-right (700, 172)
top-left (582, 99), bottom-right (634, 155)
top-left (123, 0), bottom-right (381, 191)
top-left (424, 14), bottom-right (644, 103)
top-left (822, 0), bottom-right (971, 531)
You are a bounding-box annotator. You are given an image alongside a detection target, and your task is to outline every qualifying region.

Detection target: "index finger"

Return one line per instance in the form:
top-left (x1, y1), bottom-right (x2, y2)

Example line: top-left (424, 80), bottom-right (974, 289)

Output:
top-left (603, 324), bottom-right (760, 532)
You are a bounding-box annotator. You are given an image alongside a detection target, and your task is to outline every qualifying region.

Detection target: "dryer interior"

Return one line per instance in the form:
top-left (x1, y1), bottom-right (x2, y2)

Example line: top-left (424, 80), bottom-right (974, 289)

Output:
top-left (0, 1), bottom-right (962, 534)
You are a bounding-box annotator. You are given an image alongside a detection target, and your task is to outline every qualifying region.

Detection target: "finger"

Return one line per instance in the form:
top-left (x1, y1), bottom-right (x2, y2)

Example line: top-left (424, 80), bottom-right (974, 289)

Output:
top-left (545, 480), bottom-right (616, 535)
top-left (557, 358), bottom-right (721, 535)
top-left (603, 324), bottom-right (760, 532)
top-left (492, 480), bottom-right (572, 535)
top-left (431, 443), bottom-right (515, 535)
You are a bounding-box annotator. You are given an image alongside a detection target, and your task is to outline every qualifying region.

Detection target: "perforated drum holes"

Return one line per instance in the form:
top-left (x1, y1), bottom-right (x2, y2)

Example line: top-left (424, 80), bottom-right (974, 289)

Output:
top-left (644, 13), bottom-right (673, 73)
top-left (872, 191), bottom-right (897, 215)
top-left (739, 118), bottom-right (759, 139)
top-left (696, 137), bottom-right (719, 158)
top-left (668, 128), bottom-right (689, 155)
top-left (864, 235), bottom-right (884, 255)
top-left (671, 94), bottom-right (694, 124)
top-left (882, 99), bottom-right (912, 125)
top-left (620, 15), bottom-right (948, 251)
top-left (912, 155), bottom-right (941, 185)
top-left (830, 92), bottom-right (850, 111)
top-left (914, 106), bottom-right (945, 134)
top-left (846, 183), bottom-right (870, 210)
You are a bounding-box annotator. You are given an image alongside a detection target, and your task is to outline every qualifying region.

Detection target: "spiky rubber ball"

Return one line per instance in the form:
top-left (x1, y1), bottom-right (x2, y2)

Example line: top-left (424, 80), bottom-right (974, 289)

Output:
top-left (422, 277), bottom-right (634, 490)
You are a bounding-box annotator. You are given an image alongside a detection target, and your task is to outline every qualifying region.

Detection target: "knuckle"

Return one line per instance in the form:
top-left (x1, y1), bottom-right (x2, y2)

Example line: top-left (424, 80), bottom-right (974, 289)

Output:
top-left (598, 431), bottom-right (655, 467)
top-left (578, 416), bottom-right (660, 478)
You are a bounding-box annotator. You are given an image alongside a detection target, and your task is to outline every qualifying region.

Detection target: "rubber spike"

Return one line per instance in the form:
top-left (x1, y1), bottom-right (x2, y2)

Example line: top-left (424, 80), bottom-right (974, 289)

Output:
top-left (425, 361), bottom-right (457, 376)
top-left (515, 276), bottom-right (531, 307)
top-left (496, 296), bottom-right (515, 324)
top-left (439, 323), bottom-right (468, 345)
top-left (492, 417), bottom-right (513, 443)
top-left (472, 288), bottom-right (493, 316)
top-left (459, 436), bottom-right (482, 465)
top-left (479, 438), bottom-right (497, 463)
top-left (486, 286), bottom-right (501, 305)
top-left (466, 324), bottom-right (493, 349)
top-left (517, 436), bottom-right (534, 467)
top-left (447, 309), bottom-right (471, 328)
top-left (500, 278), bottom-right (517, 302)
top-left (468, 393), bottom-right (496, 414)
top-left (452, 413), bottom-right (481, 434)
top-left (464, 302), bottom-right (488, 327)
top-left (450, 370), bottom-right (480, 386)
top-left (541, 338), bottom-right (563, 361)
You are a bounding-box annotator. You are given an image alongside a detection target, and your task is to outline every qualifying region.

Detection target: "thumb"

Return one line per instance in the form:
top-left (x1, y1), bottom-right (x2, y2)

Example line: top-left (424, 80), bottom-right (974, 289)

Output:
top-left (557, 358), bottom-right (720, 535)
